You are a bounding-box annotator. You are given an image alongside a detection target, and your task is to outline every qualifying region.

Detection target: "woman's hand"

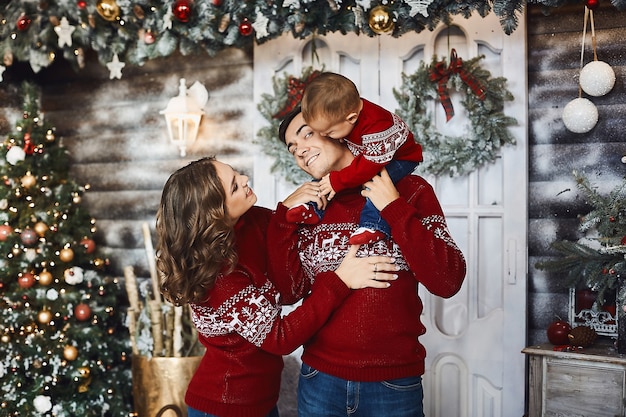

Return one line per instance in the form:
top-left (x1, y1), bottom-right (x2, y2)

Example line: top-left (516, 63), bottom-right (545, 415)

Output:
top-left (282, 181), bottom-right (328, 211)
top-left (318, 174), bottom-right (336, 201)
top-left (361, 168), bottom-right (400, 211)
top-left (335, 245), bottom-right (398, 289)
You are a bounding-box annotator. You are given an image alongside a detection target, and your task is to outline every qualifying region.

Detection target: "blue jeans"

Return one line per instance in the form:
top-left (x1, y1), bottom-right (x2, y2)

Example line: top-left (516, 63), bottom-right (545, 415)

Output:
top-left (297, 363), bottom-right (425, 417)
top-left (359, 159), bottom-right (418, 238)
top-left (187, 406), bottom-right (279, 417)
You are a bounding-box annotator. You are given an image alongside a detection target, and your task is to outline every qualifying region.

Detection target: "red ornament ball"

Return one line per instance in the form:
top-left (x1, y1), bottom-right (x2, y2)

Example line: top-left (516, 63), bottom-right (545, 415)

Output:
top-left (172, 0), bottom-right (192, 22)
top-left (585, 0), bottom-right (599, 9)
top-left (80, 238), bottom-right (96, 254)
top-left (212, 0), bottom-right (222, 5)
top-left (20, 229), bottom-right (38, 246)
top-left (0, 225), bottom-right (13, 241)
top-left (18, 273), bottom-right (36, 289)
top-left (239, 19), bottom-right (253, 36)
top-left (547, 319), bottom-right (571, 345)
top-left (16, 14), bottom-right (31, 31)
top-left (74, 303), bottom-right (92, 321)
top-left (77, 0), bottom-right (87, 8)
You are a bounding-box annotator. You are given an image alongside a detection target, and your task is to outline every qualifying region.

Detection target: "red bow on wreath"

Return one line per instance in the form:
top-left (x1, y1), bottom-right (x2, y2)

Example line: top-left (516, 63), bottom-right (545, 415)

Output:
top-left (272, 70), bottom-right (321, 119)
top-left (429, 49), bottom-right (486, 122)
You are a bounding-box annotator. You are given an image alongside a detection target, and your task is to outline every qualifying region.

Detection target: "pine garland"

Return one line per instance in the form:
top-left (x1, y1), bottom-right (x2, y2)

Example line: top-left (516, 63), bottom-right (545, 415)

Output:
top-left (393, 53), bottom-right (517, 177)
top-left (0, 0), bottom-right (559, 75)
top-left (536, 171), bottom-right (626, 302)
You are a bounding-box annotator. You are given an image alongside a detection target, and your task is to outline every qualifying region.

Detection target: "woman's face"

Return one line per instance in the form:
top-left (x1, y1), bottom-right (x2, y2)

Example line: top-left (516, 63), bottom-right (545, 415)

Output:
top-left (214, 160), bottom-right (256, 222)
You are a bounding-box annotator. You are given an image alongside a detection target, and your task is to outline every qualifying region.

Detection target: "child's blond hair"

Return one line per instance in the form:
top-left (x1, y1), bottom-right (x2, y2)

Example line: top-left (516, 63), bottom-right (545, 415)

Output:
top-left (302, 72), bottom-right (361, 124)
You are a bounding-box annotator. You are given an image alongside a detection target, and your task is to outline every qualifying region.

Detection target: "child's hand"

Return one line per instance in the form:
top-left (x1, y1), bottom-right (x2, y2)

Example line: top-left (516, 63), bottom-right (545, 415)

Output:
top-left (319, 174), bottom-right (336, 200)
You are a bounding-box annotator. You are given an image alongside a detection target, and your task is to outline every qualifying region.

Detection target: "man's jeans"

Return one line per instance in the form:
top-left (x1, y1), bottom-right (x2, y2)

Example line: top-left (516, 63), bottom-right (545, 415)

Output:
top-left (297, 363), bottom-right (425, 417)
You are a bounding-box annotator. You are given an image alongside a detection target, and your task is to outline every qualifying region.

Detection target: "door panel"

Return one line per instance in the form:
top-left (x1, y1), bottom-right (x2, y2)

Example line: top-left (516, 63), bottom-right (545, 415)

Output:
top-left (253, 11), bottom-right (527, 415)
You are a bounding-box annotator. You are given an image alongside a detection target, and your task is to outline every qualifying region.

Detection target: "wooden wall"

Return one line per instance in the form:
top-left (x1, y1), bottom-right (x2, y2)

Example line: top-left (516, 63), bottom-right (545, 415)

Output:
top-left (527, 3), bottom-right (626, 345)
top-left (1, 46), bottom-right (255, 282)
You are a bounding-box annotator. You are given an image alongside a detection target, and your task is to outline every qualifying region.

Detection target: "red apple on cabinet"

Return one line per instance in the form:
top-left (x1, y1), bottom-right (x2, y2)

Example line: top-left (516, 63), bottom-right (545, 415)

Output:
top-left (547, 320), bottom-right (571, 345)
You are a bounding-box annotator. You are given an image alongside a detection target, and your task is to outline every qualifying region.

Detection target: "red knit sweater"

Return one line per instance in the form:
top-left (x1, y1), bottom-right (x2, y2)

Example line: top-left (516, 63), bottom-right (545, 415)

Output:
top-left (268, 176), bottom-right (466, 382)
top-left (185, 206), bottom-right (352, 417)
top-left (329, 98), bottom-right (424, 193)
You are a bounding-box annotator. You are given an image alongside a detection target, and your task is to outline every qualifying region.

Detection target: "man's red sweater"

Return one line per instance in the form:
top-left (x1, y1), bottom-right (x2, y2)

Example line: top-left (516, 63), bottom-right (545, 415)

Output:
top-left (185, 206), bottom-right (351, 417)
top-left (268, 176), bottom-right (466, 382)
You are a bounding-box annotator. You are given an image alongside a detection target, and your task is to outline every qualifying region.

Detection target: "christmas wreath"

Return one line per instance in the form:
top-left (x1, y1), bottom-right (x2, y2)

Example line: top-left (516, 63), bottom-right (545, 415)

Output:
top-left (256, 67), bottom-right (321, 185)
top-left (393, 50), bottom-right (517, 177)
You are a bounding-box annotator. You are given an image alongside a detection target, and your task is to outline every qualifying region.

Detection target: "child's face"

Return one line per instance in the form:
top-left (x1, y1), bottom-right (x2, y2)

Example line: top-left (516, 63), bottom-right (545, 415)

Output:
top-left (307, 114), bottom-right (355, 141)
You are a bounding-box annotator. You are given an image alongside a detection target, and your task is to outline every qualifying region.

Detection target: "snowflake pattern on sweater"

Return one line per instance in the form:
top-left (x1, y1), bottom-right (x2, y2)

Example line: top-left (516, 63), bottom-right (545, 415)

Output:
top-left (297, 222), bottom-right (409, 282)
top-left (346, 113), bottom-right (409, 165)
top-left (190, 280), bottom-right (281, 347)
top-left (297, 214), bottom-right (459, 283)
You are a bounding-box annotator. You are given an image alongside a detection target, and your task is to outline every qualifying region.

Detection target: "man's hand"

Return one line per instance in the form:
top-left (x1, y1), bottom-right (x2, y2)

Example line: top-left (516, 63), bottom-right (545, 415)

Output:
top-left (282, 181), bottom-right (328, 211)
top-left (319, 174), bottom-right (336, 200)
top-left (361, 168), bottom-right (400, 211)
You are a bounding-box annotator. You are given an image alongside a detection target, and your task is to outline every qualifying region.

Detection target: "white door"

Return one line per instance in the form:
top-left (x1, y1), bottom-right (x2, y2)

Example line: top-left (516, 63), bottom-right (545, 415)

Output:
top-left (253, 12), bottom-right (528, 417)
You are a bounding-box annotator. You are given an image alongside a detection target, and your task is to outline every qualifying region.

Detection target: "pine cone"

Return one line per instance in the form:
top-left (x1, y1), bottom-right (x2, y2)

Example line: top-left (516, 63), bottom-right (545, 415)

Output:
top-left (568, 326), bottom-right (597, 347)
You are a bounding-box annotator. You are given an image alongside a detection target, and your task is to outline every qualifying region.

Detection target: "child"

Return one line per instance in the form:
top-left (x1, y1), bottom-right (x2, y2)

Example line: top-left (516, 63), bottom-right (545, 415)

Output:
top-left (287, 71), bottom-right (423, 245)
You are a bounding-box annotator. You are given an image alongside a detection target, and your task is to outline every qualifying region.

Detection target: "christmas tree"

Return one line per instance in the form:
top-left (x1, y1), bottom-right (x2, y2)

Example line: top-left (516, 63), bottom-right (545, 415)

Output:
top-left (0, 83), bottom-right (132, 416)
top-left (536, 170), bottom-right (626, 303)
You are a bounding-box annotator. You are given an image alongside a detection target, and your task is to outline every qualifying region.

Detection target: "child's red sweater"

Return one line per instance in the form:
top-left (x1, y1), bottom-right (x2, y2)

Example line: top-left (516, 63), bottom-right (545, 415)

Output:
top-left (329, 98), bottom-right (424, 193)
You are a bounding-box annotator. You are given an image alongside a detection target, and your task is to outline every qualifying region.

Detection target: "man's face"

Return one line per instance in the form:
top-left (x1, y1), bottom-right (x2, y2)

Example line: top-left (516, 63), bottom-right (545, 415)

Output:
top-left (284, 112), bottom-right (352, 179)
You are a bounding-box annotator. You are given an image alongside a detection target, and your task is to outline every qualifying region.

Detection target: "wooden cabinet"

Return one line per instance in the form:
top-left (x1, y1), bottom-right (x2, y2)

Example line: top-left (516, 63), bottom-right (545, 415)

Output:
top-left (523, 341), bottom-right (626, 417)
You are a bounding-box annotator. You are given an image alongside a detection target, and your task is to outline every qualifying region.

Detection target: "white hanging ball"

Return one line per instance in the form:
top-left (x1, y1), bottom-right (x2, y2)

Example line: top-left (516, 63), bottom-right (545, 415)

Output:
top-left (579, 60), bottom-right (616, 97)
top-left (562, 97), bottom-right (598, 133)
top-left (5, 146), bottom-right (25, 165)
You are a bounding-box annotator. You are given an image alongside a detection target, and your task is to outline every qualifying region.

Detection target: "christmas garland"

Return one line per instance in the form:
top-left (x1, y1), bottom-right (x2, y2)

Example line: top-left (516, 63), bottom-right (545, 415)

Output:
top-left (256, 66), bottom-right (321, 185)
top-left (393, 50), bottom-right (517, 177)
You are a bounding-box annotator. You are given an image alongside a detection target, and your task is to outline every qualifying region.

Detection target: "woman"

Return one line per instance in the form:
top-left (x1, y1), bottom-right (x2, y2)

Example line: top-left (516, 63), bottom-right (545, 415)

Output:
top-left (156, 157), bottom-right (398, 417)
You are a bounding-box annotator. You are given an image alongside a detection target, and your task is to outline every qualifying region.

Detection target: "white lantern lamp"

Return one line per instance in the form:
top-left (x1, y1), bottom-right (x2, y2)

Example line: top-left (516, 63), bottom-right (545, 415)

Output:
top-left (160, 78), bottom-right (208, 157)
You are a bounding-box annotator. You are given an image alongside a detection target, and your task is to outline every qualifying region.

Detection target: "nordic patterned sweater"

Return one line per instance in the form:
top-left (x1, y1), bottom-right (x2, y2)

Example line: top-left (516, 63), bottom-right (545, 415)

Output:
top-left (268, 175), bottom-right (466, 382)
top-left (185, 206), bottom-right (351, 417)
top-left (329, 98), bottom-right (424, 193)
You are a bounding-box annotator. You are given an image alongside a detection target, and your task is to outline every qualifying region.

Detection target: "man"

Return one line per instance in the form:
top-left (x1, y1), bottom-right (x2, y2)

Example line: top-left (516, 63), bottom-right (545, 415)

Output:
top-left (267, 107), bottom-right (466, 417)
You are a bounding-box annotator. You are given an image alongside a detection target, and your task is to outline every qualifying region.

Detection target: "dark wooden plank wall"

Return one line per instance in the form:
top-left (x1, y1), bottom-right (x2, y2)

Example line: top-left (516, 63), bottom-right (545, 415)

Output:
top-left (1, 46), bottom-right (254, 284)
top-left (527, 4), bottom-right (626, 345)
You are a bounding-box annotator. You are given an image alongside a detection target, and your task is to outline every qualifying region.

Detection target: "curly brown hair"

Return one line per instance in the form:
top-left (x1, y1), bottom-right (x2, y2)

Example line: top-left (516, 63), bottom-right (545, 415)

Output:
top-left (156, 157), bottom-right (238, 305)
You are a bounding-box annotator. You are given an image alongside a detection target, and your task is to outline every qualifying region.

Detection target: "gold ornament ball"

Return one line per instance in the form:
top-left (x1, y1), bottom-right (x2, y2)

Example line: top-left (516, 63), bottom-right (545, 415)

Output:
top-left (21, 173), bottom-right (36, 189)
top-left (368, 5), bottom-right (394, 35)
top-left (96, 0), bottom-right (120, 21)
top-left (38, 270), bottom-right (53, 286)
top-left (63, 345), bottom-right (78, 361)
top-left (59, 248), bottom-right (75, 262)
top-left (34, 221), bottom-right (49, 237)
top-left (45, 130), bottom-right (55, 142)
top-left (1, 334), bottom-right (10, 343)
top-left (37, 310), bottom-right (53, 325)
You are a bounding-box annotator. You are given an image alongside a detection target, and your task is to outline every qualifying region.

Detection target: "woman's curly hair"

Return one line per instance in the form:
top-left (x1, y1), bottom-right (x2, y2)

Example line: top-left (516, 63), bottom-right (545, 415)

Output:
top-left (156, 157), bottom-right (237, 305)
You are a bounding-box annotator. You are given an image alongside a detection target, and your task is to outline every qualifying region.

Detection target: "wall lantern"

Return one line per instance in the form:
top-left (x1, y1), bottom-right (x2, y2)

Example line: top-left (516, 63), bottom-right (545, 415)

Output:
top-left (160, 78), bottom-right (209, 157)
